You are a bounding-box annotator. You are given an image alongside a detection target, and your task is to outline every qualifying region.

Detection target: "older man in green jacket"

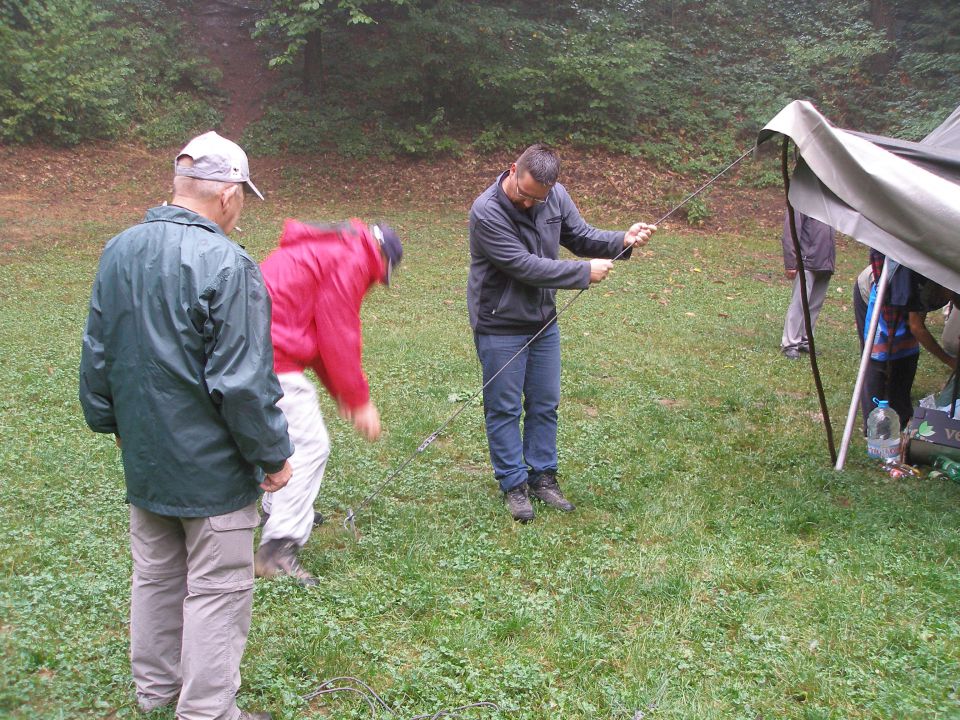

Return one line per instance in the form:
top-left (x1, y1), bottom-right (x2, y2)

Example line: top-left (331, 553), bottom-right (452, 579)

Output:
top-left (80, 132), bottom-right (292, 720)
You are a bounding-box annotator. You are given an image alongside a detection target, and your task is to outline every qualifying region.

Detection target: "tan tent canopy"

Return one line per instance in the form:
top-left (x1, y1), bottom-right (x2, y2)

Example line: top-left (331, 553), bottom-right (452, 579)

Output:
top-left (757, 100), bottom-right (960, 293)
top-left (757, 100), bottom-right (960, 469)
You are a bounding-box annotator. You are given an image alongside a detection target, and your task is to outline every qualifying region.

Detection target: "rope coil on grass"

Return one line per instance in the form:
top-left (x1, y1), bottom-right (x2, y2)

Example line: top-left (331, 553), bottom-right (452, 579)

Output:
top-left (302, 675), bottom-right (501, 719)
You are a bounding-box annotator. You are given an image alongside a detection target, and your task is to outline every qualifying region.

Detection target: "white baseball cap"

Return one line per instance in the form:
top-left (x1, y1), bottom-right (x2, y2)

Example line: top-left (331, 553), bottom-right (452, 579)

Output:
top-left (174, 131), bottom-right (264, 200)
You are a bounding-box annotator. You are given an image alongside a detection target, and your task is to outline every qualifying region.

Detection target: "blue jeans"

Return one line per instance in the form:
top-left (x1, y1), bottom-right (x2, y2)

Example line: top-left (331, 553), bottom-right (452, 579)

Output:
top-left (474, 324), bottom-right (561, 492)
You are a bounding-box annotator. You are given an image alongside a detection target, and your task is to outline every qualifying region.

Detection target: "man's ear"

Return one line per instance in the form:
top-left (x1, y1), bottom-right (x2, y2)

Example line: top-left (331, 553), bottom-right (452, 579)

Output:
top-left (220, 184), bottom-right (239, 208)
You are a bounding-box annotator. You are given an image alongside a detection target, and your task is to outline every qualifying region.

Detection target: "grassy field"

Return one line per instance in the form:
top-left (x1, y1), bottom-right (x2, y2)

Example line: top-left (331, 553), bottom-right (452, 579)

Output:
top-left (1, 193), bottom-right (959, 719)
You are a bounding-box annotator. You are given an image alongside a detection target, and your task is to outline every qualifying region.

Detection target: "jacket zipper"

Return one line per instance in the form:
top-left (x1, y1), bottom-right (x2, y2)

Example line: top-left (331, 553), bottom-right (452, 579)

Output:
top-left (537, 228), bottom-right (546, 322)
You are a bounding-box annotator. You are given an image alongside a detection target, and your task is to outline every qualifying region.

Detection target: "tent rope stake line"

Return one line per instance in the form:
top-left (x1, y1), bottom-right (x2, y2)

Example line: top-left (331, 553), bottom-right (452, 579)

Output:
top-left (343, 146), bottom-right (756, 536)
top-left (345, 97), bottom-right (960, 531)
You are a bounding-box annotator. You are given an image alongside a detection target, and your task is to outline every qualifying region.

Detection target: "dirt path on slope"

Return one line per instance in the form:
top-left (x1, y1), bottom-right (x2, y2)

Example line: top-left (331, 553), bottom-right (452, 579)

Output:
top-left (187, 0), bottom-right (272, 138)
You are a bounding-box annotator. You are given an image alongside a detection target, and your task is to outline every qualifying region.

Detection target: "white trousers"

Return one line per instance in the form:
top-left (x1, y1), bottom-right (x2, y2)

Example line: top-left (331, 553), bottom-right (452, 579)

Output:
top-left (260, 372), bottom-right (330, 548)
top-left (781, 269), bottom-right (832, 350)
top-left (945, 304), bottom-right (960, 358)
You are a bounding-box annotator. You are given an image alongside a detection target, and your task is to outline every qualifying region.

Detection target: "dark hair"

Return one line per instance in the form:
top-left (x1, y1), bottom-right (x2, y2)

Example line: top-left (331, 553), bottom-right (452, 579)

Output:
top-left (516, 144), bottom-right (560, 185)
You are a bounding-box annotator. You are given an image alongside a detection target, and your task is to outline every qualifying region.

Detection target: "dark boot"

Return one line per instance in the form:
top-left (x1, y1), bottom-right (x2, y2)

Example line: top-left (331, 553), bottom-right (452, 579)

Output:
top-left (504, 483), bottom-right (535, 522)
top-left (254, 539), bottom-right (318, 587)
top-left (529, 472), bottom-right (575, 512)
top-left (259, 510), bottom-right (323, 527)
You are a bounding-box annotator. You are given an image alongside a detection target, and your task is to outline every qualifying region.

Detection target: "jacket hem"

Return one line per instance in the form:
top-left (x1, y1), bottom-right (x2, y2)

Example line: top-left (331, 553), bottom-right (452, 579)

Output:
top-left (127, 490), bottom-right (262, 519)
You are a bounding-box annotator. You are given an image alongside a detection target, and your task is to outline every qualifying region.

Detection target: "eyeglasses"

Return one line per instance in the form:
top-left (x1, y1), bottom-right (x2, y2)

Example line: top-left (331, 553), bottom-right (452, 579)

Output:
top-left (514, 171), bottom-right (550, 205)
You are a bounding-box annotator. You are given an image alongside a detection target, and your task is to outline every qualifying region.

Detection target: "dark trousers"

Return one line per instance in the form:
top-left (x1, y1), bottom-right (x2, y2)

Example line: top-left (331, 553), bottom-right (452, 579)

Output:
top-left (474, 324), bottom-right (561, 492)
top-left (853, 281), bottom-right (918, 430)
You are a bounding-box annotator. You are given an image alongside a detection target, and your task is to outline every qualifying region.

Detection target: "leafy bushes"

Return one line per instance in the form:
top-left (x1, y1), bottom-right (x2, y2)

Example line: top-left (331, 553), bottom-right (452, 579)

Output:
top-left (3, 0), bottom-right (958, 159)
top-left (0, 0), bottom-right (222, 146)
top-left (248, 1), bottom-right (668, 157)
top-left (0, 1), bottom-right (131, 144)
top-left (248, 0), bottom-right (960, 163)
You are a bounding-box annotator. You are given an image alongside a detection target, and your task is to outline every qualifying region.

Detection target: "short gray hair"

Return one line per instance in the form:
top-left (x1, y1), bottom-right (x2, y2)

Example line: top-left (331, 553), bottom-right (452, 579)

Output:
top-left (516, 144), bottom-right (560, 185)
top-left (172, 174), bottom-right (238, 200)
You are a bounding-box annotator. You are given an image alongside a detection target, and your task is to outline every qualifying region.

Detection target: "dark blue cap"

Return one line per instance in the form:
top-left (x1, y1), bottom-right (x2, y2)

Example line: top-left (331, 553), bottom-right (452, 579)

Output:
top-left (373, 224), bottom-right (403, 285)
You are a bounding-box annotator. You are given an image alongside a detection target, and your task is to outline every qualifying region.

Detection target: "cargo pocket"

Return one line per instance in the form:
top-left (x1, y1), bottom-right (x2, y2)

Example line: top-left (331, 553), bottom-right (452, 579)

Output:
top-left (188, 502), bottom-right (258, 594)
top-left (208, 503), bottom-right (259, 532)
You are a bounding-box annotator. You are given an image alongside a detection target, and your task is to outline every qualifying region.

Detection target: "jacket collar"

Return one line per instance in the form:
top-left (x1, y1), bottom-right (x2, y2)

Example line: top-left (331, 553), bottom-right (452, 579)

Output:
top-left (494, 170), bottom-right (544, 228)
top-left (143, 204), bottom-right (227, 237)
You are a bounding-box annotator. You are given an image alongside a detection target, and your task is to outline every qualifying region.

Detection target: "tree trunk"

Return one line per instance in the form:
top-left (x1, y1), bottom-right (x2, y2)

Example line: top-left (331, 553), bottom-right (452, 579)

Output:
top-left (867, 0), bottom-right (897, 76)
top-left (302, 28), bottom-right (323, 96)
top-left (869, 0), bottom-right (895, 38)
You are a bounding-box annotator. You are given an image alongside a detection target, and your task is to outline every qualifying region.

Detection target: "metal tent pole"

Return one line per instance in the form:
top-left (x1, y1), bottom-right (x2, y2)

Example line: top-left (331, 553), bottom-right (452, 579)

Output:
top-left (835, 257), bottom-right (893, 470)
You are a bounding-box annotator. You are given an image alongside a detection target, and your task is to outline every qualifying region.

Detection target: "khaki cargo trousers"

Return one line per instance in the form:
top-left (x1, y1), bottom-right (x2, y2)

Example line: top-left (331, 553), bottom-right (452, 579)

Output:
top-left (129, 502), bottom-right (259, 720)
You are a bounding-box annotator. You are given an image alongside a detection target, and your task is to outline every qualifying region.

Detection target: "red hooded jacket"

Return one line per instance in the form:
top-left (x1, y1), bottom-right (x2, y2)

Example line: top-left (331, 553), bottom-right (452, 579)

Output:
top-left (261, 218), bottom-right (387, 411)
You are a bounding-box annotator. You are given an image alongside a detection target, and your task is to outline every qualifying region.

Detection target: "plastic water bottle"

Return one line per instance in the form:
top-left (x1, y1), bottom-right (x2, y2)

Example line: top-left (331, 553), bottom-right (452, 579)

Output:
top-left (866, 398), bottom-right (901, 461)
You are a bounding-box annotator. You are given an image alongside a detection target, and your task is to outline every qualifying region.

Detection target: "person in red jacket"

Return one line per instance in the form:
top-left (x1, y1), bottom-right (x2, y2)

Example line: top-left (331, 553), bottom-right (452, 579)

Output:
top-left (254, 218), bottom-right (402, 584)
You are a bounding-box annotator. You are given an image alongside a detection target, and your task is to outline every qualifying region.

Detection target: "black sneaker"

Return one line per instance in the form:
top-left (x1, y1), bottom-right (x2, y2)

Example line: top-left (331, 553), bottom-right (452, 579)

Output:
top-left (529, 472), bottom-right (575, 512)
top-left (504, 483), bottom-right (535, 522)
top-left (254, 539), bottom-right (319, 587)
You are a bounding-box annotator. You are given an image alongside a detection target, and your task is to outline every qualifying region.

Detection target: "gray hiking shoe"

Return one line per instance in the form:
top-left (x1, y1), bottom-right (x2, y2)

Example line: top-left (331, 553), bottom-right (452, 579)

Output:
top-left (254, 539), bottom-right (318, 587)
top-left (529, 472), bottom-right (575, 512)
top-left (504, 483), bottom-right (535, 522)
top-left (137, 693), bottom-right (178, 712)
top-left (238, 712), bottom-right (272, 720)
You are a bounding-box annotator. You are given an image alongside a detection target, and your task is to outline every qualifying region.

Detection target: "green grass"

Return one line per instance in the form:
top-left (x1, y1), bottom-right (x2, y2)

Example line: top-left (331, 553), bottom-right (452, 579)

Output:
top-left (1, 201), bottom-right (959, 720)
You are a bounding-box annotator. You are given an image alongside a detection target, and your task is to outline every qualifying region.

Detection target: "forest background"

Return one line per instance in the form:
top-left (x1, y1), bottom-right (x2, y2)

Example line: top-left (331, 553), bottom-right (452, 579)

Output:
top-left (2, 0), bottom-right (959, 169)
top-left (3, 2), bottom-right (960, 719)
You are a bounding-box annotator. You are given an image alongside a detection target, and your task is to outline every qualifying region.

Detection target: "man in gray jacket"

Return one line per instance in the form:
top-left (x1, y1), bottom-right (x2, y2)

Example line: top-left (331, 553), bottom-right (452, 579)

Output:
top-left (468, 144), bottom-right (655, 522)
top-left (80, 132), bottom-right (292, 720)
top-left (780, 209), bottom-right (836, 359)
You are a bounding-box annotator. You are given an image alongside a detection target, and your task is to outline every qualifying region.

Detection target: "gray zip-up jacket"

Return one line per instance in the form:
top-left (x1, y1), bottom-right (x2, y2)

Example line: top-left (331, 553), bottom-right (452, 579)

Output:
top-left (79, 205), bottom-right (293, 517)
top-left (468, 172), bottom-right (629, 334)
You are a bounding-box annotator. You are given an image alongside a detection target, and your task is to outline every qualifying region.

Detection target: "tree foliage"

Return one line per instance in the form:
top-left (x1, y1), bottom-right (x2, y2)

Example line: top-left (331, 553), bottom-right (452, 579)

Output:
top-left (245, 0), bottom-right (959, 162)
top-left (2, 0), bottom-right (958, 158)
top-left (0, 0), bottom-right (221, 145)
